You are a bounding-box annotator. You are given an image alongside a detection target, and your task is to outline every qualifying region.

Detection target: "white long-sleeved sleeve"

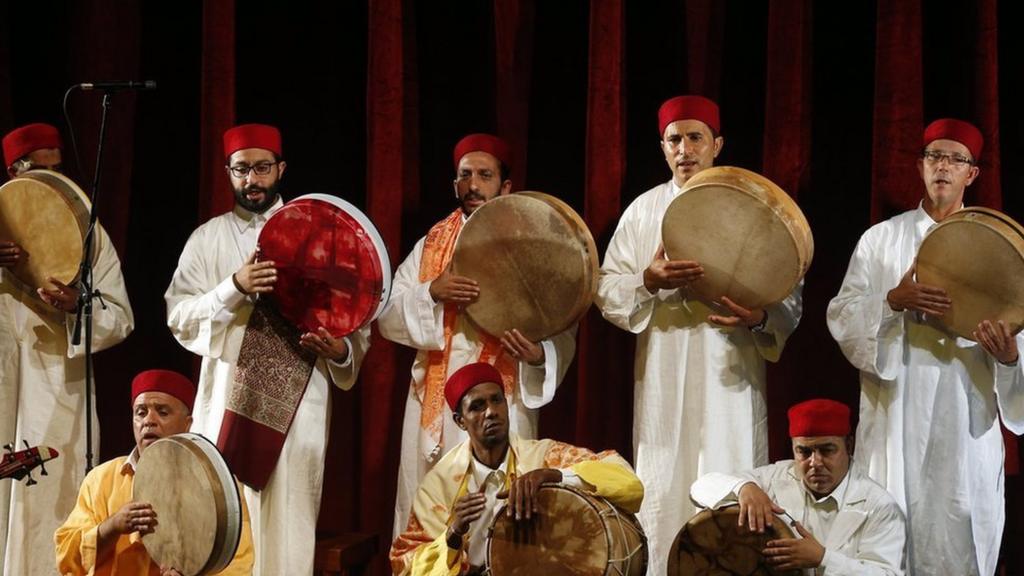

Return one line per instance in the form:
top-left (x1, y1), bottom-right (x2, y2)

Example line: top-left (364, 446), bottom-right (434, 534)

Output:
top-left (325, 326), bottom-right (371, 391)
top-left (751, 281), bottom-right (803, 363)
top-left (595, 203), bottom-right (660, 335)
top-left (995, 349), bottom-right (1024, 434)
top-left (65, 223), bottom-right (134, 357)
top-left (517, 324), bottom-right (577, 409)
top-left (377, 237), bottom-right (445, 351)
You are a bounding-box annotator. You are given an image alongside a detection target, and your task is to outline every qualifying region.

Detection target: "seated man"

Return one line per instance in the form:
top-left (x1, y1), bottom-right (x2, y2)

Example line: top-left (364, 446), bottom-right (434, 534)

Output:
top-left (55, 370), bottom-right (253, 575)
top-left (690, 399), bottom-right (905, 575)
top-left (390, 362), bottom-right (643, 576)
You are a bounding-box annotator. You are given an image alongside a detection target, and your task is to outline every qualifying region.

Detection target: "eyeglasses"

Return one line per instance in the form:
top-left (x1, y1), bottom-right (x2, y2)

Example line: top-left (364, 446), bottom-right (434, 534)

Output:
top-left (226, 161), bottom-right (278, 178)
top-left (922, 150), bottom-right (973, 167)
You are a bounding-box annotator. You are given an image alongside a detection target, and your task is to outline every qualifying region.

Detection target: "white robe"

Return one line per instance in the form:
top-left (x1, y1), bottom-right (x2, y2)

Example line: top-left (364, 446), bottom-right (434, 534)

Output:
top-left (378, 233), bottom-right (577, 537)
top-left (0, 223), bottom-right (133, 576)
top-left (165, 200), bottom-right (370, 576)
top-left (827, 204), bottom-right (1024, 576)
top-left (596, 180), bottom-right (802, 576)
top-left (691, 461), bottom-right (906, 575)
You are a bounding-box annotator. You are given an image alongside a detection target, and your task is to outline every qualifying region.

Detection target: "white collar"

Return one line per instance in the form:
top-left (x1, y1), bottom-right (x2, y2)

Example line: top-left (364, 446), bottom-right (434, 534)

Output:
top-left (120, 446), bottom-right (143, 475)
top-left (802, 467), bottom-right (851, 507)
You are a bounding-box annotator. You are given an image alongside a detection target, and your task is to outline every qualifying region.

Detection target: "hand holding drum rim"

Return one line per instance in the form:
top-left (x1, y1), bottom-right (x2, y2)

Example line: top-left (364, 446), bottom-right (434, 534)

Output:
top-left (232, 251), bottom-right (277, 295)
top-left (763, 521), bottom-right (825, 571)
top-left (886, 262), bottom-right (951, 316)
top-left (299, 326), bottom-right (350, 362)
top-left (736, 482), bottom-right (785, 534)
top-left (429, 265), bottom-right (480, 304)
top-left (974, 319), bottom-right (1020, 364)
top-left (100, 501), bottom-right (158, 539)
top-left (0, 240), bottom-right (28, 268)
top-left (499, 329), bottom-right (544, 366)
top-left (497, 468), bottom-right (563, 521)
top-left (642, 245), bottom-right (704, 293)
top-left (37, 276), bottom-right (80, 312)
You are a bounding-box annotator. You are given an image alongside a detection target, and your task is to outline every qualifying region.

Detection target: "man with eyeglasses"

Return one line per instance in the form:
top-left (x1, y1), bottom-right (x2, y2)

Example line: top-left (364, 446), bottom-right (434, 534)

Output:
top-left (595, 95), bottom-right (803, 575)
top-left (827, 118), bottom-right (1024, 576)
top-left (165, 123), bottom-right (370, 574)
top-left (0, 122), bottom-right (134, 575)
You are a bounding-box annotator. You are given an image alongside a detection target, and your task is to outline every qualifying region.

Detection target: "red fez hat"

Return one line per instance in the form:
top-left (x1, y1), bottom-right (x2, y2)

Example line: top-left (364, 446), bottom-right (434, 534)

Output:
top-left (658, 95), bottom-right (720, 136)
top-left (131, 369), bottom-right (196, 412)
top-left (3, 123), bottom-right (63, 168)
top-left (923, 118), bottom-right (983, 160)
top-left (445, 362), bottom-right (503, 412)
top-left (223, 123), bottom-right (282, 159)
top-left (452, 133), bottom-right (512, 172)
top-left (788, 399), bottom-right (851, 437)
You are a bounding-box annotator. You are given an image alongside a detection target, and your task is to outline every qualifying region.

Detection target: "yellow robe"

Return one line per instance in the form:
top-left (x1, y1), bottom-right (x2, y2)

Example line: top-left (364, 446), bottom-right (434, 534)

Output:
top-left (390, 435), bottom-right (643, 576)
top-left (54, 456), bottom-right (253, 575)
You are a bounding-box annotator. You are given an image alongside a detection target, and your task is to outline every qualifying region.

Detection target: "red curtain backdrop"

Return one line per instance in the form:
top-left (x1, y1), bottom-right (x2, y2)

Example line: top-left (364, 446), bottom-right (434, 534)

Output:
top-left (2, 1), bottom-right (1022, 573)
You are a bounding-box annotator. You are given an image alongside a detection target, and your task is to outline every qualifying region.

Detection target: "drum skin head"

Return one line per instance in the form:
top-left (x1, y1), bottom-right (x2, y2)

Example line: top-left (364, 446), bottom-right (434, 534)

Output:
top-left (662, 166), bottom-right (813, 310)
top-left (917, 207), bottom-right (1024, 340)
top-left (258, 194), bottom-right (391, 338)
top-left (0, 169), bottom-right (90, 294)
top-left (452, 192), bottom-right (598, 341)
top-left (668, 507), bottom-right (799, 576)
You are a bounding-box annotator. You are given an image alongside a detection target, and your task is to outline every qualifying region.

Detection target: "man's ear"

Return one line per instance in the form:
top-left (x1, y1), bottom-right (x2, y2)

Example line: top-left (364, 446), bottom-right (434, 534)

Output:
top-left (452, 411), bottom-right (466, 431)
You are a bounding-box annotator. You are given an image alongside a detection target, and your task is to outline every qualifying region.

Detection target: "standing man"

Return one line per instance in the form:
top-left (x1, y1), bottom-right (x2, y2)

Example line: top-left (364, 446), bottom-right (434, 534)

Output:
top-left (827, 118), bottom-right (1024, 576)
top-left (165, 124), bottom-right (370, 574)
top-left (1, 122), bottom-right (134, 575)
top-left (378, 134), bottom-right (577, 534)
top-left (595, 95), bottom-right (803, 574)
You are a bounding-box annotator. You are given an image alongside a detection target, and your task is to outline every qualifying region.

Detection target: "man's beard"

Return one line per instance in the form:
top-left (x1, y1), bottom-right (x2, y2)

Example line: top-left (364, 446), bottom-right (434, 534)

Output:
top-left (234, 181), bottom-right (281, 213)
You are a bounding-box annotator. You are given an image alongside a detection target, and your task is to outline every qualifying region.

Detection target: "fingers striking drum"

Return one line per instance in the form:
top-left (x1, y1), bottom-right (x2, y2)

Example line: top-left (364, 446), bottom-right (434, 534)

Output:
top-left (258, 193), bottom-right (392, 337)
top-left (132, 433), bottom-right (242, 576)
top-left (669, 506), bottom-right (799, 576)
top-left (916, 207), bottom-right (1024, 339)
top-left (452, 191), bottom-right (599, 342)
top-left (486, 484), bottom-right (647, 576)
top-left (662, 166), bottom-right (813, 310)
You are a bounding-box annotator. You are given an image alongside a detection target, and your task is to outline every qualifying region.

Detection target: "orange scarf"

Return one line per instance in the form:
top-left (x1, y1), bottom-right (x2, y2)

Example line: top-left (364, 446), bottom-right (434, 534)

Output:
top-left (418, 209), bottom-right (516, 460)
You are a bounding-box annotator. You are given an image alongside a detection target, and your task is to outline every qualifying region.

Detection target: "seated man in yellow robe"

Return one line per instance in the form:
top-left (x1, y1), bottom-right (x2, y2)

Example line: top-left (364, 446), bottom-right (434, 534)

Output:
top-left (55, 370), bottom-right (253, 575)
top-left (390, 362), bottom-right (644, 576)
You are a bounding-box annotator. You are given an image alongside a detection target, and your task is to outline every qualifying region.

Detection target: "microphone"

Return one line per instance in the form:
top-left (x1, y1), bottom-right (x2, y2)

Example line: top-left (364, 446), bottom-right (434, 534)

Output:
top-left (78, 81), bottom-right (157, 91)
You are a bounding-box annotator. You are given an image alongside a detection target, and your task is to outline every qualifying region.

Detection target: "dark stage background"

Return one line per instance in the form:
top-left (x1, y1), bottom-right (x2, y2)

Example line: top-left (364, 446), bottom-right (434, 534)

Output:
top-left (3, 1), bottom-right (1024, 573)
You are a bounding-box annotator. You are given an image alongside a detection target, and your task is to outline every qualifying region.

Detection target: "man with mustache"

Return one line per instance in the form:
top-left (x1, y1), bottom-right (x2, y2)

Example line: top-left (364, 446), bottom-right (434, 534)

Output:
top-left (389, 362), bottom-right (643, 575)
top-left (595, 95), bottom-right (803, 574)
top-left (1, 122), bottom-right (134, 575)
top-left (379, 134), bottom-right (578, 536)
top-left (691, 399), bottom-right (905, 575)
top-left (165, 124), bottom-right (370, 574)
top-left (827, 118), bottom-right (1024, 575)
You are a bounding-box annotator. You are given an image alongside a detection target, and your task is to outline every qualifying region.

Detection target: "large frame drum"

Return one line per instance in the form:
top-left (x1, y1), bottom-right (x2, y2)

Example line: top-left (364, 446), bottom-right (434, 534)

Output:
top-left (452, 192), bottom-right (598, 342)
top-left (133, 433), bottom-right (242, 576)
top-left (258, 193), bottom-right (392, 338)
top-left (0, 169), bottom-right (90, 295)
top-left (662, 167), bottom-right (813, 310)
top-left (916, 207), bottom-right (1024, 339)
top-left (668, 506), bottom-right (799, 576)
top-left (486, 484), bottom-right (647, 576)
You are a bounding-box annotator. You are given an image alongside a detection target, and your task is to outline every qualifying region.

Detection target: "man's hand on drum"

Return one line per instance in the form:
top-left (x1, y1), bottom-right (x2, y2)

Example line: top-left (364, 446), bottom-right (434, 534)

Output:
top-left (499, 468), bottom-right (562, 521)
top-left (975, 319), bottom-right (1019, 365)
top-left (707, 296), bottom-right (766, 329)
top-left (763, 521), bottom-right (825, 570)
top-left (642, 246), bottom-right (703, 293)
top-left (0, 240), bottom-right (28, 268)
top-left (449, 491), bottom-right (488, 539)
top-left (429, 267), bottom-right (479, 304)
top-left (160, 568), bottom-right (183, 576)
top-left (300, 327), bottom-right (350, 362)
top-left (736, 482), bottom-right (785, 534)
top-left (500, 329), bottom-right (544, 365)
top-left (886, 263), bottom-right (950, 316)
top-left (233, 251), bottom-right (277, 295)
top-left (102, 501), bottom-right (158, 537)
top-left (37, 277), bottom-right (79, 312)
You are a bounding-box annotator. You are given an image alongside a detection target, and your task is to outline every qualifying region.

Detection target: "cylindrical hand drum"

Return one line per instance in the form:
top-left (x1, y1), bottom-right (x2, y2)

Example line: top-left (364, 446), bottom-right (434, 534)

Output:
top-left (452, 192), bottom-right (599, 342)
top-left (916, 207), bottom-right (1024, 339)
top-left (133, 433), bottom-right (242, 576)
top-left (486, 484), bottom-right (647, 576)
top-left (661, 166), bottom-right (813, 310)
top-left (0, 169), bottom-right (90, 294)
top-left (258, 193), bottom-right (392, 338)
top-left (668, 506), bottom-right (799, 576)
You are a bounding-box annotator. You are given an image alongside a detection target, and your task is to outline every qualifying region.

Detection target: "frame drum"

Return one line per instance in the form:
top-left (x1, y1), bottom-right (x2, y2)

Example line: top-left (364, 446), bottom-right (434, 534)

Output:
top-left (662, 167), bottom-right (813, 310)
top-left (668, 506), bottom-right (799, 576)
top-left (452, 192), bottom-right (599, 342)
top-left (487, 484), bottom-right (647, 576)
top-left (133, 433), bottom-right (242, 576)
top-left (916, 207), bottom-right (1024, 339)
top-left (258, 193), bottom-right (392, 338)
top-left (0, 169), bottom-right (90, 294)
